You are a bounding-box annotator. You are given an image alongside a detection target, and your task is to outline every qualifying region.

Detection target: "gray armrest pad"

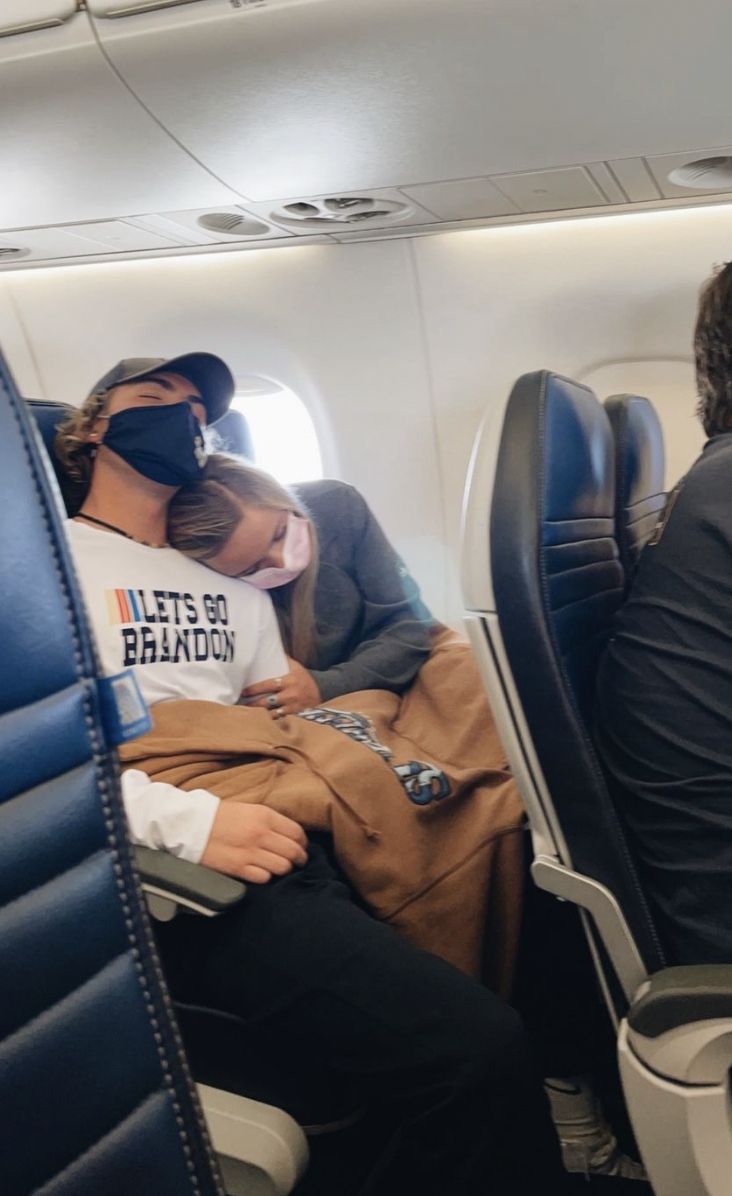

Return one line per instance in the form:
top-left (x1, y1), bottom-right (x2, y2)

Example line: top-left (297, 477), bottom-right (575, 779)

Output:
top-left (133, 845), bottom-right (246, 913)
top-left (629, 965), bottom-right (732, 1038)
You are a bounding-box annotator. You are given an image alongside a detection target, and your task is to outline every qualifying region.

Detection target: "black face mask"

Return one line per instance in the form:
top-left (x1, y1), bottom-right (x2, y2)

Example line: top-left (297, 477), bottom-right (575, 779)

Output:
top-left (100, 402), bottom-right (207, 486)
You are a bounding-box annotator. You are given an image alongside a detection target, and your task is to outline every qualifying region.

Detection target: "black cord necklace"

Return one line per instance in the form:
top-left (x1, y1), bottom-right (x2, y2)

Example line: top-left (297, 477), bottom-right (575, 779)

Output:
top-left (75, 512), bottom-right (169, 549)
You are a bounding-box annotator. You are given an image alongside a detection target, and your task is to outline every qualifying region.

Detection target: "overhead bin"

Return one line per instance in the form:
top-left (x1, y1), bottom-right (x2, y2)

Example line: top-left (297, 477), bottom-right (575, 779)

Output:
top-left (88, 0), bottom-right (732, 205)
top-left (0, 2), bottom-right (76, 38)
top-left (0, 10), bottom-right (240, 231)
top-left (87, 0), bottom-right (311, 16)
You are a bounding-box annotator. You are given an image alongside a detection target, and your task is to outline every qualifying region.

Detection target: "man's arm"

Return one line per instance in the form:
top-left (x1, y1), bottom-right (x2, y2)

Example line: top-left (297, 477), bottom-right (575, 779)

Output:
top-left (123, 768), bottom-right (220, 863)
top-left (122, 769), bottom-right (307, 883)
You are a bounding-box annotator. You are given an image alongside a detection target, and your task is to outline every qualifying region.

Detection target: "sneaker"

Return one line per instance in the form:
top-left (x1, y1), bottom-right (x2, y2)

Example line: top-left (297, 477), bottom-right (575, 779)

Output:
top-left (545, 1076), bottom-right (647, 1181)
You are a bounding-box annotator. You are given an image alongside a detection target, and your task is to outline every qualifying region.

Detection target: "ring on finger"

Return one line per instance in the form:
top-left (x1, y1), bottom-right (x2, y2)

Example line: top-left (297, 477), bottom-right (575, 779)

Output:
top-left (267, 693), bottom-right (279, 709)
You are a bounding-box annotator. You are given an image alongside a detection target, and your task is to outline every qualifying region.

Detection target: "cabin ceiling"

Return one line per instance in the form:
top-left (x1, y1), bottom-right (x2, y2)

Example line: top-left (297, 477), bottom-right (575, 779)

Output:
top-left (2, 0), bottom-right (732, 268)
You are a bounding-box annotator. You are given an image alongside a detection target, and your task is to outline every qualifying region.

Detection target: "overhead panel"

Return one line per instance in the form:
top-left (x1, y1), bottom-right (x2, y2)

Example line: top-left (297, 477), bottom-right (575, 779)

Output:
top-left (243, 189), bottom-right (437, 234)
top-left (585, 164), bottom-right (627, 206)
top-left (606, 160), bottom-right (661, 204)
top-left (0, 2), bottom-right (76, 36)
top-left (138, 205), bottom-right (293, 243)
top-left (0, 11), bottom-right (240, 231)
top-left (88, 0), bottom-right (204, 13)
top-left (88, 0), bottom-right (732, 203)
top-left (490, 168), bottom-right (608, 214)
top-left (399, 179), bottom-right (519, 222)
top-left (645, 146), bottom-right (732, 199)
top-left (87, 0), bottom-right (312, 13)
top-left (59, 221), bottom-right (185, 251)
top-left (0, 222), bottom-right (183, 264)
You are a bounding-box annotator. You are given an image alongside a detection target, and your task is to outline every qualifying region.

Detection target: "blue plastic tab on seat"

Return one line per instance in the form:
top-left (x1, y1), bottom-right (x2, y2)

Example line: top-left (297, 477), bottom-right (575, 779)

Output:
top-left (98, 671), bottom-right (152, 744)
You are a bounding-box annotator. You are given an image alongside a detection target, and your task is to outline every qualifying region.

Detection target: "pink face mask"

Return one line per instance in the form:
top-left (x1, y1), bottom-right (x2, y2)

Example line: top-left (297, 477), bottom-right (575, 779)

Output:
top-left (243, 512), bottom-right (312, 590)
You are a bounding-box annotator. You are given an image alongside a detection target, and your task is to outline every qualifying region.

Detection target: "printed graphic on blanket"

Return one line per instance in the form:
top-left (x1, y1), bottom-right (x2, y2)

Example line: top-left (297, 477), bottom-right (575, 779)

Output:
top-left (298, 706), bottom-right (451, 806)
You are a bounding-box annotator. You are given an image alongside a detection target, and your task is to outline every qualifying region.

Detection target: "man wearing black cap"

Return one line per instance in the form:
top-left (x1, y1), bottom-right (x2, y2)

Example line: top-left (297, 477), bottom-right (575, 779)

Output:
top-left (55, 353), bottom-right (570, 1196)
top-left (56, 352), bottom-right (307, 878)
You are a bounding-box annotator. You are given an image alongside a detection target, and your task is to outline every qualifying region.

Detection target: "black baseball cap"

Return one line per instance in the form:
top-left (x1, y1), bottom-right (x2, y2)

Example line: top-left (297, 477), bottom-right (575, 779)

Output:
top-left (88, 353), bottom-right (234, 425)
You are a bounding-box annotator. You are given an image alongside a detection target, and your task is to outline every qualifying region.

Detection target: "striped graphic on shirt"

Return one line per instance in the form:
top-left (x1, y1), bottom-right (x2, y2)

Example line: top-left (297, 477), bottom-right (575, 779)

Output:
top-left (106, 588), bottom-right (142, 624)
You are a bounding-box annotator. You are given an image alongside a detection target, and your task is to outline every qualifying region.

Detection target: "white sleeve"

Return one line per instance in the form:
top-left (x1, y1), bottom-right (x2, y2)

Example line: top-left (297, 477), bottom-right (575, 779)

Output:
top-left (121, 768), bottom-right (220, 864)
top-left (247, 593), bottom-right (289, 684)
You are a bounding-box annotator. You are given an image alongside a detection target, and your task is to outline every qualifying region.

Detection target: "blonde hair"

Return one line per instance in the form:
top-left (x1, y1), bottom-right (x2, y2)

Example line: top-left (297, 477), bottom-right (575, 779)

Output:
top-left (168, 453), bottom-right (319, 665)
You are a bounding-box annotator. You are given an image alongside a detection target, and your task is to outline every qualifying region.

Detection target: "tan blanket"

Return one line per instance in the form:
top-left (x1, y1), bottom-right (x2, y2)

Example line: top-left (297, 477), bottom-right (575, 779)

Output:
top-left (120, 629), bottom-right (525, 994)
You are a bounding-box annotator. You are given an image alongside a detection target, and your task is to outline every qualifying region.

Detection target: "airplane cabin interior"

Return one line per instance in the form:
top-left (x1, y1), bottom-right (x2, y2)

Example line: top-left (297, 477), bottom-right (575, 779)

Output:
top-left (3, 3), bottom-right (732, 1195)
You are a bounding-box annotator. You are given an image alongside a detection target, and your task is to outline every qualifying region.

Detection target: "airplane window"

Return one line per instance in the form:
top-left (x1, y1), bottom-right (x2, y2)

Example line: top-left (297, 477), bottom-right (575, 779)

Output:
top-left (230, 379), bottom-right (324, 484)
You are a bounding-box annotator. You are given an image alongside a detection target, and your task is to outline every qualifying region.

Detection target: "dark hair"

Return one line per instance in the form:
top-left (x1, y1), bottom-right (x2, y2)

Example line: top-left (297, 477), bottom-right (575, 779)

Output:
top-left (53, 389), bottom-right (108, 506)
top-left (694, 261), bottom-right (732, 436)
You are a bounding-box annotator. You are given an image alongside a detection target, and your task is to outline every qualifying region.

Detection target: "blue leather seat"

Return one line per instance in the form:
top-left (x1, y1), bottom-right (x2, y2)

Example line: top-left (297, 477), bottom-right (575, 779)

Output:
top-left (25, 395), bottom-right (360, 1184)
top-left (604, 394), bottom-right (666, 582)
top-left (463, 370), bottom-right (663, 974)
top-left (462, 369), bottom-right (732, 1196)
top-left (1, 367), bottom-right (221, 1194)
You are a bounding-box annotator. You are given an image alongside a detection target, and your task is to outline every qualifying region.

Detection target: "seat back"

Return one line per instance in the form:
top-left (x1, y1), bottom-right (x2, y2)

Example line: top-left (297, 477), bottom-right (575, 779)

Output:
top-left (462, 371), bottom-right (665, 1004)
top-left (604, 393), bottom-right (666, 581)
top-left (2, 365), bottom-right (221, 1195)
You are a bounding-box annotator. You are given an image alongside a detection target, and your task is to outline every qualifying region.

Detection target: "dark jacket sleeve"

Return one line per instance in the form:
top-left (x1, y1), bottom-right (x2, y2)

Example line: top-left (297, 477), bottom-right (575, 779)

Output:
top-left (302, 483), bottom-right (434, 700)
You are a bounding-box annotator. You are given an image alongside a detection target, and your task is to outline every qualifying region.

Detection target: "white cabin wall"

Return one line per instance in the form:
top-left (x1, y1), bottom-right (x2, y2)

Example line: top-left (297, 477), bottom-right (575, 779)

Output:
top-left (1, 242), bottom-right (447, 617)
top-left (411, 204), bottom-right (732, 622)
top-left (0, 287), bottom-right (44, 397)
top-left (2, 202), bottom-right (732, 627)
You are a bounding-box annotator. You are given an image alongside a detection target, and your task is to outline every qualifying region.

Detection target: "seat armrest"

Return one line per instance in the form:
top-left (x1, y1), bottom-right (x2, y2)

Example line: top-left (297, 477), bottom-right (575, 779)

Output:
top-left (627, 965), bottom-right (732, 1085)
top-left (133, 845), bottom-right (246, 918)
top-left (198, 1083), bottom-right (308, 1196)
top-left (629, 965), bottom-right (732, 1037)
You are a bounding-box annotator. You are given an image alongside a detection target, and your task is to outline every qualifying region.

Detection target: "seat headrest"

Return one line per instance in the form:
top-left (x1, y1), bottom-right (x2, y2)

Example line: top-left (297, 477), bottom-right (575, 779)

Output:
top-left (25, 399), bottom-right (81, 515)
top-left (25, 398), bottom-right (73, 457)
top-left (604, 394), bottom-right (665, 508)
top-left (212, 408), bottom-right (255, 460)
top-left (604, 394), bottom-right (666, 577)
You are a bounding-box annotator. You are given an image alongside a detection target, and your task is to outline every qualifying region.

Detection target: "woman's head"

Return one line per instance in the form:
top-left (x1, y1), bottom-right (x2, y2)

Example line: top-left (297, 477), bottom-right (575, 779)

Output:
top-left (695, 261), bottom-right (732, 437)
top-left (168, 454), bottom-right (318, 663)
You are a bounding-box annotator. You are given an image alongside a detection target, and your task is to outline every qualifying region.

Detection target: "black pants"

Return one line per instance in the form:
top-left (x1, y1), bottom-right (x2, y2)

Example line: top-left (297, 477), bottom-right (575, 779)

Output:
top-left (513, 860), bottom-right (616, 1077)
top-left (155, 842), bottom-right (566, 1196)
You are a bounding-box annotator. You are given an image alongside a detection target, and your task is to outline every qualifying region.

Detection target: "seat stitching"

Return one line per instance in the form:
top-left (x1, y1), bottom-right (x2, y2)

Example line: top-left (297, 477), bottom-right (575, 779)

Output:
top-left (13, 397), bottom-right (215, 1192)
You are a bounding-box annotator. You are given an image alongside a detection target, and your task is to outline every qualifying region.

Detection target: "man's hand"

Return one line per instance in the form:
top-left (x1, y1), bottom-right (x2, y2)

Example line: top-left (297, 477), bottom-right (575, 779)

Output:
top-left (200, 802), bottom-right (308, 883)
top-left (241, 658), bottom-right (321, 718)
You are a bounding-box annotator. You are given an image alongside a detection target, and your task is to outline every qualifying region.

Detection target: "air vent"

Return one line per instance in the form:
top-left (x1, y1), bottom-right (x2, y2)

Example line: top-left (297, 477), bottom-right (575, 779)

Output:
top-left (284, 203), bottom-right (320, 216)
top-left (196, 213), bottom-right (272, 238)
top-left (0, 246), bottom-right (29, 260)
top-left (273, 196), bottom-right (413, 231)
top-left (667, 157), bottom-right (732, 189)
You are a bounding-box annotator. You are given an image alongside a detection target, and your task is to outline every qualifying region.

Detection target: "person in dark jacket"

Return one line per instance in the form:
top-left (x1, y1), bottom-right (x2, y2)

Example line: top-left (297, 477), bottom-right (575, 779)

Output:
top-left (595, 260), bottom-right (732, 965)
top-left (168, 454), bottom-right (435, 713)
top-left (292, 477), bottom-right (435, 699)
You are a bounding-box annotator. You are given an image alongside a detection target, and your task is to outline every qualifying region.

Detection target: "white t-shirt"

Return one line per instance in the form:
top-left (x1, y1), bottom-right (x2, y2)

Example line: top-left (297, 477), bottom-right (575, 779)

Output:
top-left (66, 520), bottom-right (288, 861)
